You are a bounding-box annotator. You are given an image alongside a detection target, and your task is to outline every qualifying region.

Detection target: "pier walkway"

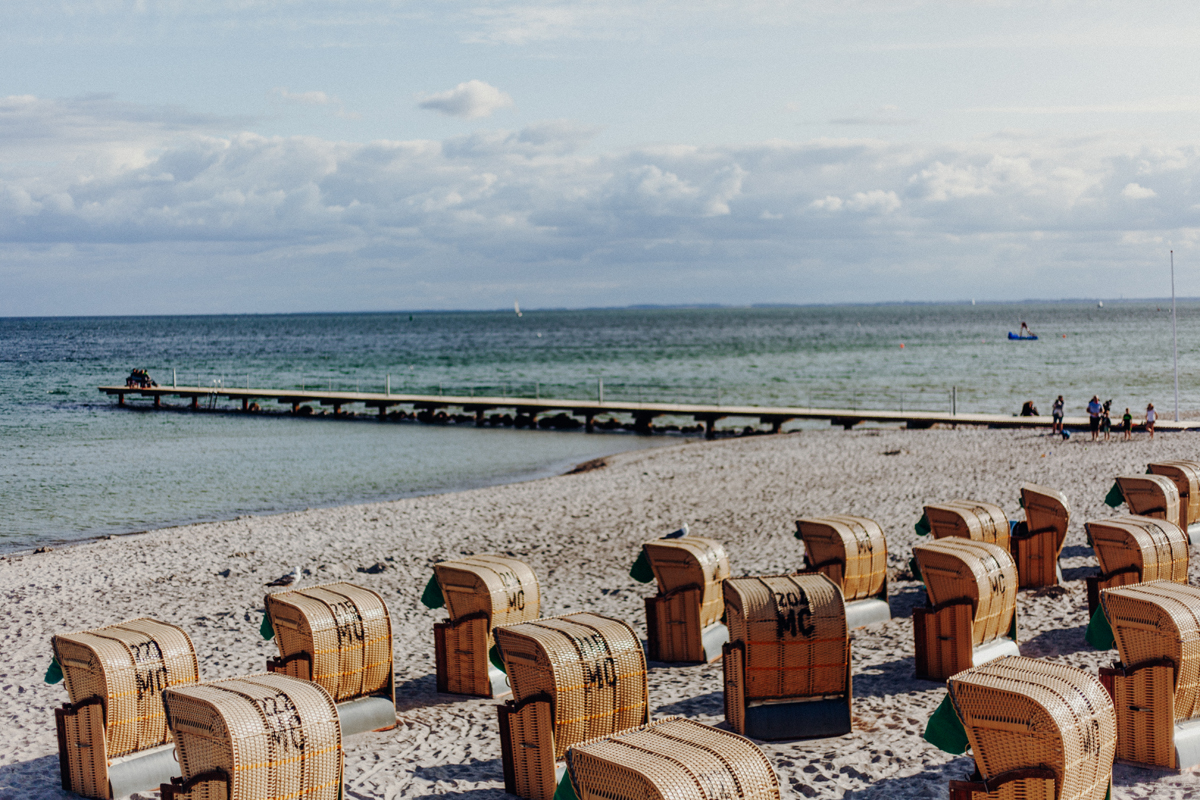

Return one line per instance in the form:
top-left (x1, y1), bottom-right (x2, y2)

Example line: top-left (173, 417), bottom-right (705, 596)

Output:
top-left (99, 385), bottom-right (1200, 435)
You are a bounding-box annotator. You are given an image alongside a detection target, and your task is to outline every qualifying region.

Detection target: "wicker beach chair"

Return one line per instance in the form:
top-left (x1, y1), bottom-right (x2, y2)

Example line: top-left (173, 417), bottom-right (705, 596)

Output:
top-left (426, 555), bottom-right (541, 697)
top-left (923, 500), bottom-right (1012, 552)
top-left (1148, 460), bottom-right (1200, 542)
top-left (722, 574), bottom-right (851, 740)
top-left (946, 656), bottom-right (1115, 800)
top-left (1112, 474), bottom-right (1180, 526)
top-left (51, 618), bottom-right (199, 799)
top-left (495, 613), bottom-right (649, 800)
top-left (263, 581), bottom-right (396, 736)
top-left (1084, 515), bottom-right (1188, 615)
top-left (1013, 484), bottom-right (1070, 588)
top-left (562, 717), bottom-right (780, 800)
top-left (794, 515), bottom-right (891, 628)
top-left (1097, 581), bottom-right (1200, 770)
top-left (639, 536), bottom-right (730, 663)
top-left (912, 539), bottom-right (1019, 682)
top-left (159, 672), bottom-right (342, 800)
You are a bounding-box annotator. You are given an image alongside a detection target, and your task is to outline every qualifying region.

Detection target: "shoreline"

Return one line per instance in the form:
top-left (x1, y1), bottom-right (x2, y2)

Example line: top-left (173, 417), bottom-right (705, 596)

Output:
top-left (5, 427), bottom-right (1200, 798)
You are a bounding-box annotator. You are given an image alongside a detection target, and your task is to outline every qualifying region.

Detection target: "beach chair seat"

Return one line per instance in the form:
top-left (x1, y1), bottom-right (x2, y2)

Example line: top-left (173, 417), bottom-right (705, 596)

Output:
top-left (52, 618), bottom-right (199, 799)
top-left (1112, 474), bottom-right (1180, 525)
top-left (264, 582), bottom-right (396, 736)
top-left (562, 717), bottom-right (780, 800)
top-left (722, 574), bottom-right (851, 740)
top-left (794, 515), bottom-right (891, 628)
top-left (1097, 581), bottom-right (1200, 770)
top-left (946, 656), bottom-right (1115, 800)
top-left (425, 555), bottom-right (540, 697)
top-left (495, 613), bottom-right (648, 800)
top-left (1148, 460), bottom-right (1200, 542)
top-left (1084, 515), bottom-right (1188, 615)
top-left (923, 500), bottom-right (1012, 551)
top-left (159, 672), bottom-right (342, 800)
top-left (1013, 483), bottom-right (1070, 588)
top-left (912, 539), bottom-right (1018, 682)
top-left (639, 536), bottom-right (730, 663)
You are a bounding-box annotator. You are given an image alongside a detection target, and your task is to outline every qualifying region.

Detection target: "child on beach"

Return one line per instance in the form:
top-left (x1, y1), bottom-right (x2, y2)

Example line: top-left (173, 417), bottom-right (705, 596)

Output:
top-left (1123, 408), bottom-right (1132, 441)
top-left (1051, 395), bottom-right (1064, 435)
top-left (1146, 403), bottom-right (1157, 439)
top-left (1101, 400), bottom-right (1112, 441)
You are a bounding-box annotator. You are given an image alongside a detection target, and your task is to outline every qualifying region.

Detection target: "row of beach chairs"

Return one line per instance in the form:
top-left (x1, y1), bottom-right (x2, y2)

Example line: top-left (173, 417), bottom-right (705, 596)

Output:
top-left (45, 458), bottom-right (1200, 800)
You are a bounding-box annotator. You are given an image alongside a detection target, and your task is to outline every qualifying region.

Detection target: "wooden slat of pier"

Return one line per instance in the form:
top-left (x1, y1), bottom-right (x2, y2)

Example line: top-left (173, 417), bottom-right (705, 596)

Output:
top-left (97, 386), bottom-right (1200, 432)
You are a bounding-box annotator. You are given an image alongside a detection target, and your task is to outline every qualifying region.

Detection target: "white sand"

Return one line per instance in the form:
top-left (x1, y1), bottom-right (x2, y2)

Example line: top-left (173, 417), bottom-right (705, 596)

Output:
top-left (4, 427), bottom-right (1200, 799)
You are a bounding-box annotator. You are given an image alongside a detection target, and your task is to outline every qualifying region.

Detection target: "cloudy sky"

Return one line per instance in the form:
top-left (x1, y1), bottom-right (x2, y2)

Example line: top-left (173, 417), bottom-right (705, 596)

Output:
top-left (3, 1), bottom-right (1200, 315)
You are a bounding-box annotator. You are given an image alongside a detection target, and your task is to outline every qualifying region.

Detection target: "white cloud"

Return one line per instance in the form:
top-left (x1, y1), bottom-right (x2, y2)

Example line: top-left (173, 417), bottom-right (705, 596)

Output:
top-left (272, 88), bottom-right (334, 106)
top-left (1122, 182), bottom-right (1157, 199)
top-left (417, 81), bottom-right (514, 119)
top-left (7, 93), bottom-right (1200, 313)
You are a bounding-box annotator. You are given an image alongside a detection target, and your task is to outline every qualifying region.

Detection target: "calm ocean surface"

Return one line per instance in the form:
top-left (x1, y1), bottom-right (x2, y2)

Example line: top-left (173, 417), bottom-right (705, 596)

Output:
top-left (3, 302), bottom-right (1196, 552)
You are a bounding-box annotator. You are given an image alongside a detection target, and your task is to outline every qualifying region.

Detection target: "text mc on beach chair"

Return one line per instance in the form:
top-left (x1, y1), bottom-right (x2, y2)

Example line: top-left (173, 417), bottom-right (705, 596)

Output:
top-left (794, 515), bottom-right (891, 628)
top-left (931, 656), bottom-right (1115, 800)
top-left (159, 672), bottom-right (342, 800)
top-left (1012, 483), bottom-right (1070, 588)
top-left (494, 613), bottom-right (648, 800)
top-left (1084, 515), bottom-right (1188, 615)
top-left (561, 717), bottom-right (780, 800)
top-left (423, 555), bottom-right (541, 697)
top-left (912, 539), bottom-right (1018, 682)
top-left (722, 574), bottom-right (851, 740)
top-left (1097, 581), bottom-right (1200, 770)
top-left (631, 533), bottom-right (730, 663)
top-left (263, 581), bottom-right (396, 736)
top-left (51, 618), bottom-right (199, 799)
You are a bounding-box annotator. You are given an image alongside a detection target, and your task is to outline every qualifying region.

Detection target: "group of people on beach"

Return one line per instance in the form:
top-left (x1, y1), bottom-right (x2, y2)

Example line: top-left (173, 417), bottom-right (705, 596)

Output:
top-left (1045, 394), bottom-right (1156, 441)
top-left (125, 368), bottom-right (157, 388)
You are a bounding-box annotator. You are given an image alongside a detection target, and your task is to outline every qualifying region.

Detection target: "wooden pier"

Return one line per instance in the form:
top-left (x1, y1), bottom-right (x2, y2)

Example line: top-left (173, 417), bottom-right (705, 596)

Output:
top-left (98, 385), bottom-right (1200, 436)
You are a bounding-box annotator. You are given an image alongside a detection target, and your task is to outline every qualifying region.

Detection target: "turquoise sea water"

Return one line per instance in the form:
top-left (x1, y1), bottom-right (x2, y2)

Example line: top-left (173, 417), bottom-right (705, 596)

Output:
top-left (2, 302), bottom-right (1196, 551)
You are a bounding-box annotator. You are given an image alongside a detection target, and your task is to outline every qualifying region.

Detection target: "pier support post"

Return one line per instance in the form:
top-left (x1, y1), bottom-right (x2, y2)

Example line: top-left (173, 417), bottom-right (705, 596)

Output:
top-left (154, 395), bottom-right (161, 408)
top-left (378, 405), bottom-right (386, 420)
top-left (190, 396), bottom-right (199, 411)
top-left (118, 393), bottom-right (125, 406)
top-left (705, 418), bottom-right (715, 439)
top-left (333, 403), bottom-right (342, 415)
top-left (585, 413), bottom-right (595, 433)
top-left (242, 398), bottom-right (249, 411)
top-left (292, 402), bottom-right (300, 414)
top-left (633, 413), bottom-right (654, 435)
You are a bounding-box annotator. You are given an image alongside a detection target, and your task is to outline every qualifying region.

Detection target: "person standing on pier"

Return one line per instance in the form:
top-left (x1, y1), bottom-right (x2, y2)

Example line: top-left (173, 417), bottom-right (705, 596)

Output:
top-left (1051, 395), bottom-right (1064, 435)
top-left (1146, 403), bottom-right (1157, 439)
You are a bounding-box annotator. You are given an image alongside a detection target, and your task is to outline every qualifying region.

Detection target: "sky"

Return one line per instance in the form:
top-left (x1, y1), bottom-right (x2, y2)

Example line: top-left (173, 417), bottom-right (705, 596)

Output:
top-left (3, 1), bottom-right (1200, 315)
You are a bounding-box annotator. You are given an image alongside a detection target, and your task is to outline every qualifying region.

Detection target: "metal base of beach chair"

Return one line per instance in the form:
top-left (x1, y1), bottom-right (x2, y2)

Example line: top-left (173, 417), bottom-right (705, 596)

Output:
top-left (913, 600), bottom-right (1019, 682)
top-left (844, 598), bottom-right (891, 629)
top-left (56, 699), bottom-right (184, 800)
top-left (949, 768), bottom-right (1057, 800)
top-left (1188, 523), bottom-right (1200, 547)
top-left (1100, 660), bottom-right (1199, 770)
top-left (499, 694), bottom-right (559, 800)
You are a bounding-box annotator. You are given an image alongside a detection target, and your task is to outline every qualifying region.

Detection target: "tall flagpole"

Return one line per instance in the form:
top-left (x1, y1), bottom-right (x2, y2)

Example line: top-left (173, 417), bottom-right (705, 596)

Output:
top-left (1172, 250), bottom-right (1179, 422)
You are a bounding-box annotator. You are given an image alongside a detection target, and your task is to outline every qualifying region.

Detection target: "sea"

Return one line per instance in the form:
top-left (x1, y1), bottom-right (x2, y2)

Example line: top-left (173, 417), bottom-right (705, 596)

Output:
top-left (2, 302), bottom-right (1196, 553)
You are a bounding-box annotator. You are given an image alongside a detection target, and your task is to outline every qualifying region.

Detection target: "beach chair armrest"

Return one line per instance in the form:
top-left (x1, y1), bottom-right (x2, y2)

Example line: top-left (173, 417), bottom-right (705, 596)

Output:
top-left (949, 767), bottom-right (1056, 800)
top-left (266, 651), bottom-right (312, 682)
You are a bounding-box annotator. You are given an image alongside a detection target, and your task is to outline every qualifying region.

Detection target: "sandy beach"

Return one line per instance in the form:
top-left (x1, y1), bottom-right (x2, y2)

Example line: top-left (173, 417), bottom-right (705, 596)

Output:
top-left (4, 426), bottom-right (1200, 799)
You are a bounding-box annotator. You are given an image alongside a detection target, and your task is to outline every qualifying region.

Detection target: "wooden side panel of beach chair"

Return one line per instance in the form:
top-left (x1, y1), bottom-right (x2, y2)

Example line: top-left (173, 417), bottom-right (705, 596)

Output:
top-left (1148, 461), bottom-right (1200, 530)
top-left (498, 693), bottom-right (557, 800)
top-left (913, 601), bottom-right (974, 682)
top-left (795, 515), bottom-right (888, 602)
top-left (1015, 484), bottom-right (1070, 588)
top-left (56, 698), bottom-right (109, 799)
top-left (1102, 663), bottom-right (1176, 768)
top-left (1115, 475), bottom-right (1180, 524)
top-left (564, 717), bottom-right (781, 800)
top-left (646, 586), bottom-right (704, 663)
top-left (925, 501), bottom-right (1011, 552)
top-left (434, 614), bottom-right (491, 696)
top-left (722, 642), bottom-right (747, 735)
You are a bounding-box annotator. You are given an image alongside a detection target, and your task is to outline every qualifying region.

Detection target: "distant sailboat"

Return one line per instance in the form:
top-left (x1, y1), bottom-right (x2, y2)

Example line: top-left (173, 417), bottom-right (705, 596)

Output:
top-left (1097, 300), bottom-right (1104, 308)
top-left (514, 300), bottom-right (522, 318)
